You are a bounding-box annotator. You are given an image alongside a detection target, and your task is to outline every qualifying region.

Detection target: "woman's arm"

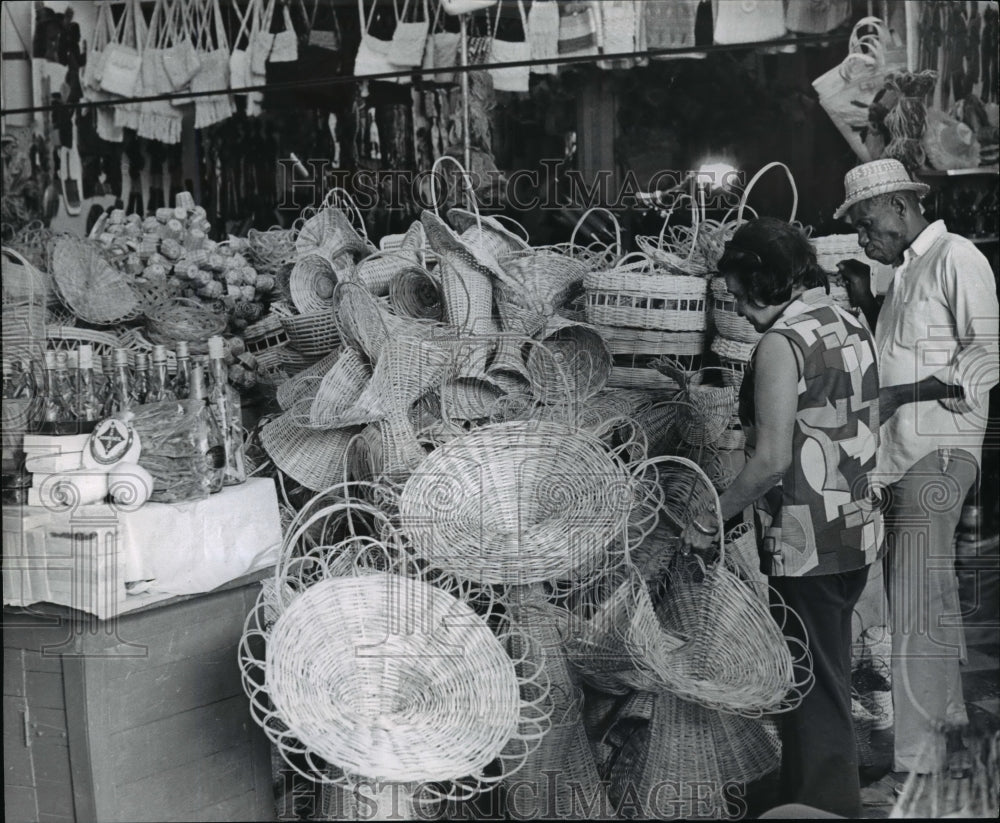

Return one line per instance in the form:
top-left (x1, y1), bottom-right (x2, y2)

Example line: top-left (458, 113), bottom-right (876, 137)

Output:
top-left (684, 332), bottom-right (800, 550)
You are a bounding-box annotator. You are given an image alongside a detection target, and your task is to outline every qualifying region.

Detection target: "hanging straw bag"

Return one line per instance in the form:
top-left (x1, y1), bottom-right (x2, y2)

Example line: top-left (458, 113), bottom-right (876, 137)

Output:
top-left (189, 0), bottom-right (236, 129)
top-left (490, 0), bottom-right (530, 93)
top-left (307, 0), bottom-right (342, 50)
top-left (354, 0), bottom-right (406, 81)
top-left (137, 0), bottom-right (184, 144)
top-left (112, 2), bottom-right (149, 131)
top-left (558, 1), bottom-right (599, 58)
top-left (786, 0), bottom-right (851, 35)
top-left (161, 0), bottom-right (201, 90)
top-left (527, 0), bottom-right (560, 74)
top-left (422, 0), bottom-right (460, 83)
top-left (250, 0), bottom-right (277, 74)
top-left (597, 0), bottom-right (637, 70)
top-left (713, 0), bottom-right (786, 45)
top-left (230, 0), bottom-right (258, 91)
top-left (82, 0), bottom-right (113, 92)
top-left (812, 17), bottom-right (906, 163)
top-left (390, 0), bottom-right (429, 67)
top-left (101, 0), bottom-right (144, 97)
top-left (268, 0), bottom-right (300, 63)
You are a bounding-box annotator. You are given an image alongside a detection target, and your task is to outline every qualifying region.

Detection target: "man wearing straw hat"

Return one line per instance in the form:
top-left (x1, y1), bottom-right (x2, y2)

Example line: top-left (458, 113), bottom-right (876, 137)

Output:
top-left (835, 158), bottom-right (999, 777)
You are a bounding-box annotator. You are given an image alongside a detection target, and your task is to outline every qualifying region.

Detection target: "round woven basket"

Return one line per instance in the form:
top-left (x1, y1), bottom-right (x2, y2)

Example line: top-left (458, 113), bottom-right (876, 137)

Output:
top-left (711, 336), bottom-right (756, 389)
top-left (650, 364), bottom-right (737, 447)
top-left (526, 318), bottom-right (611, 405)
top-left (265, 574), bottom-right (522, 783)
top-left (50, 236), bottom-right (142, 325)
top-left (353, 250), bottom-right (424, 297)
top-left (399, 420), bottom-right (632, 585)
top-left (280, 311), bottom-right (341, 360)
top-left (709, 276), bottom-right (761, 343)
top-left (584, 253), bottom-right (708, 332)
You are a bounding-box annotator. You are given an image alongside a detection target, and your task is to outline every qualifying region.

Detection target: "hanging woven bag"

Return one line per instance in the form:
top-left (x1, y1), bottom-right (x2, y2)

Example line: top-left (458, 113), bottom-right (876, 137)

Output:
top-left (390, 0), bottom-right (430, 67)
top-left (161, 0), bottom-right (201, 90)
top-left (527, 0), bottom-right (560, 74)
top-left (490, 0), bottom-right (530, 93)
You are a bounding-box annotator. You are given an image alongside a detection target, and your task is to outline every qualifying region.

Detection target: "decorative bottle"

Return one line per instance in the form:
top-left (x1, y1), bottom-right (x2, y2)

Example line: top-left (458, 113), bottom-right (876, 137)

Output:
top-left (207, 336), bottom-right (246, 486)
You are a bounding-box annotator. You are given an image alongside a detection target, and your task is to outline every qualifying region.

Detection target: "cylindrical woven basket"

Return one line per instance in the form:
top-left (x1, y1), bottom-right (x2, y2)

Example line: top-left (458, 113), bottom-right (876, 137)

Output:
top-left (280, 311), bottom-right (342, 360)
top-left (711, 336), bottom-right (756, 389)
top-left (709, 276), bottom-right (761, 343)
top-left (593, 325), bottom-right (705, 358)
top-left (388, 265), bottom-right (443, 321)
top-left (289, 254), bottom-right (341, 314)
top-left (584, 253), bottom-right (708, 332)
top-left (398, 420), bottom-right (633, 585)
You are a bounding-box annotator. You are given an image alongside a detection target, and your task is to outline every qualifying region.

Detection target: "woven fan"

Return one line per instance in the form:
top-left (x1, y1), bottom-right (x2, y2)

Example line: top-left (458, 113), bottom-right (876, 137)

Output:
top-left (50, 237), bottom-right (141, 325)
top-left (399, 420), bottom-right (633, 585)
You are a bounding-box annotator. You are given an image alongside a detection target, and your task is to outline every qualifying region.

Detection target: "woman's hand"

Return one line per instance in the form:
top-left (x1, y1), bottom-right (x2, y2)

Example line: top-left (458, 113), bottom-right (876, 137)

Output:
top-left (680, 514), bottom-right (720, 561)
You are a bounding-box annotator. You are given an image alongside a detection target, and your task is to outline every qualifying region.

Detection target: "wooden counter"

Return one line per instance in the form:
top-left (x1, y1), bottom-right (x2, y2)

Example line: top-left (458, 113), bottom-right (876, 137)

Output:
top-left (3, 571), bottom-right (273, 823)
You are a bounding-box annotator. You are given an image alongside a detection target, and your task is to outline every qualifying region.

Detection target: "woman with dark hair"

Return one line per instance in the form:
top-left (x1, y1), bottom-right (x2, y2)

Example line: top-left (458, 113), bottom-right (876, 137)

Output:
top-left (682, 217), bottom-right (883, 818)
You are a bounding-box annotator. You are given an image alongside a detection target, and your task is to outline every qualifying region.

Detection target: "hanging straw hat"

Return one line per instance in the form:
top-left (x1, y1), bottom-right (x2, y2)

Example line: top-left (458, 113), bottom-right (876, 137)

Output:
top-left (399, 420), bottom-right (633, 585)
top-left (50, 237), bottom-right (142, 325)
top-left (833, 159), bottom-right (930, 220)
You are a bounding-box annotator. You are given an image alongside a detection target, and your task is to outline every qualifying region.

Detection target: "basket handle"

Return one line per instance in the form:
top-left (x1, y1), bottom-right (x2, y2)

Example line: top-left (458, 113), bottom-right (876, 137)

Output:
top-left (609, 250), bottom-right (656, 272)
top-left (320, 187), bottom-right (371, 243)
top-left (489, 213), bottom-right (531, 244)
top-left (431, 155), bottom-right (479, 228)
top-left (569, 207), bottom-right (622, 255)
top-left (627, 454), bottom-right (725, 567)
top-left (736, 162), bottom-right (798, 226)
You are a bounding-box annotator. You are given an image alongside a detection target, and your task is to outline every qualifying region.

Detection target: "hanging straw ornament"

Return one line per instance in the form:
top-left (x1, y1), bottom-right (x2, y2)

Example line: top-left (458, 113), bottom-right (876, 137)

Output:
top-left (399, 420), bottom-right (633, 586)
top-left (525, 316), bottom-right (611, 406)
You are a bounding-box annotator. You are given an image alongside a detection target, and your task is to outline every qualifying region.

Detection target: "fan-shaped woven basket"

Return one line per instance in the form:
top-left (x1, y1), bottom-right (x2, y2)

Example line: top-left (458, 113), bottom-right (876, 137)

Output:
top-left (584, 253), bottom-right (708, 332)
top-left (260, 407), bottom-right (362, 491)
top-left (525, 317), bottom-right (612, 405)
top-left (399, 420), bottom-right (632, 584)
top-left (306, 347), bottom-right (372, 427)
top-left (497, 248), bottom-right (588, 317)
top-left (295, 206), bottom-right (372, 261)
top-left (50, 237), bottom-right (141, 325)
top-left (266, 574), bottom-right (522, 782)
top-left (275, 349), bottom-right (344, 411)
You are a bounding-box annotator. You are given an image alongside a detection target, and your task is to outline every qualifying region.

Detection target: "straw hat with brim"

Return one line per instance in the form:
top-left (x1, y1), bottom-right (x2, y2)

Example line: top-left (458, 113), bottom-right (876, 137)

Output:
top-left (421, 211), bottom-right (504, 281)
top-left (922, 108), bottom-right (981, 172)
top-left (833, 159), bottom-right (930, 220)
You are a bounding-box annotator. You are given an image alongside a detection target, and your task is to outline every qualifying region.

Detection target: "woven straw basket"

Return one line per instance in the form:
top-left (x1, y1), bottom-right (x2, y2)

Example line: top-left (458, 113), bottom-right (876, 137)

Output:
top-left (2, 246), bottom-right (48, 365)
top-left (290, 254), bottom-right (341, 314)
top-left (265, 574), bottom-right (522, 782)
top-left (399, 420), bottom-right (633, 584)
top-left (280, 311), bottom-right (341, 360)
top-left (50, 237), bottom-right (142, 325)
top-left (709, 276), bottom-right (761, 344)
top-left (526, 317), bottom-right (612, 405)
top-left (260, 407), bottom-right (361, 491)
top-left (388, 265), bottom-right (443, 320)
top-left (585, 253), bottom-right (708, 332)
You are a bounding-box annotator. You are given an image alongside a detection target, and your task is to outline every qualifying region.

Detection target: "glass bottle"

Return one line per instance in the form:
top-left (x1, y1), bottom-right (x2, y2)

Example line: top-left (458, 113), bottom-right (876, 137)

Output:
top-left (108, 348), bottom-right (134, 416)
top-left (133, 352), bottom-right (151, 405)
top-left (172, 341), bottom-right (191, 400)
top-left (207, 336), bottom-right (246, 486)
top-left (44, 350), bottom-right (77, 434)
top-left (189, 363), bottom-right (225, 494)
top-left (76, 345), bottom-right (101, 428)
top-left (97, 354), bottom-right (113, 413)
top-left (147, 344), bottom-right (176, 402)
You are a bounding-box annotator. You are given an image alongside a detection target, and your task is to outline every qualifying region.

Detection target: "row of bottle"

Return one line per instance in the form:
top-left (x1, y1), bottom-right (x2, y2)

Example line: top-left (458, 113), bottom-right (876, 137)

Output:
top-left (2, 336), bottom-right (246, 487)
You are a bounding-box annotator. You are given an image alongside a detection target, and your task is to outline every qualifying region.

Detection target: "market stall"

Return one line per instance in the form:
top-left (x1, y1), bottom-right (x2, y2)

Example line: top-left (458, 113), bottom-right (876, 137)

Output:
top-left (3, 2), bottom-right (999, 822)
